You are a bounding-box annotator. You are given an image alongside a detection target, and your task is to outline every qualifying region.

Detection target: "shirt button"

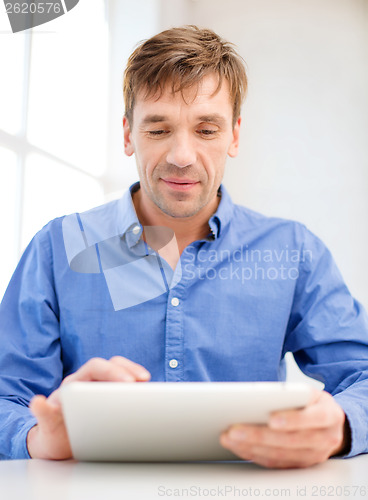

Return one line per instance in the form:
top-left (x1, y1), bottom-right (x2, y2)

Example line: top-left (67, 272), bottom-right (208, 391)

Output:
top-left (171, 297), bottom-right (180, 307)
top-left (132, 225), bottom-right (140, 235)
top-left (169, 359), bottom-right (178, 369)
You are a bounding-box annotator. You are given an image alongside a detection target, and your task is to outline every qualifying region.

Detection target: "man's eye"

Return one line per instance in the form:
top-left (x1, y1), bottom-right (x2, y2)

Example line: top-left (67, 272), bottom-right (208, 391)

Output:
top-left (198, 129), bottom-right (217, 136)
top-left (148, 130), bottom-right (167, 136)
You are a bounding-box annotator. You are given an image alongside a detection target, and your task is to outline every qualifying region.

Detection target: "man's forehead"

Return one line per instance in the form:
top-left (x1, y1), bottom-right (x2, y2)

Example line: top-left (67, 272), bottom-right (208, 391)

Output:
top-left (134, 74), bottom-right (232, 117)
top-left (136, 74), bottom-right (230, 104)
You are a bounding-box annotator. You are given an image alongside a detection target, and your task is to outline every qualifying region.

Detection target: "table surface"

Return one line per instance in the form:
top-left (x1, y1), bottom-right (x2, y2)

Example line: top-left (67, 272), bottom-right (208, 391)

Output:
top-left (1, 455), bottom-right (367, 500)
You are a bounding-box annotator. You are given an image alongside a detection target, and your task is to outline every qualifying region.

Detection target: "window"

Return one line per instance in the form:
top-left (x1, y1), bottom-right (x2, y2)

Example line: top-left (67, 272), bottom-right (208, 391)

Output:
top-left (0, 1), bottom-right (108, 299)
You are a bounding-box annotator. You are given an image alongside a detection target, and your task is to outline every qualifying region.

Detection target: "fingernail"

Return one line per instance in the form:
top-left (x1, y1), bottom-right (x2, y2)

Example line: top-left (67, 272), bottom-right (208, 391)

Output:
top-left (228, 428), bottom-right (246, 441)
top-left (49, 399), bottom-right (61, 408)
top-left (48, 393), bottom-right (61, 408)
top-left (138, 371), bottom-right (150, 380)
top-left (270, 416), bottom-right (286, 428)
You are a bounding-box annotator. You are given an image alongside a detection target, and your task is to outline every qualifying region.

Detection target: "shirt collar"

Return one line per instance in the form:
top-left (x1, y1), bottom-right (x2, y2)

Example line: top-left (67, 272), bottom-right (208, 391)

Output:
top-left (208, 185), bottom-right (234, 239)
top-left (116, 182), bottom-right (142, 248)
top-left (117, 182), bottom-right (235, 246)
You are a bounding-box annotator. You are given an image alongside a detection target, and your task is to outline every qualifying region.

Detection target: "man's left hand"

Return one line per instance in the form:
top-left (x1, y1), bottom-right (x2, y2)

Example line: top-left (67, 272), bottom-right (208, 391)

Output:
top-left (220, 389), bottom-right (348, 469)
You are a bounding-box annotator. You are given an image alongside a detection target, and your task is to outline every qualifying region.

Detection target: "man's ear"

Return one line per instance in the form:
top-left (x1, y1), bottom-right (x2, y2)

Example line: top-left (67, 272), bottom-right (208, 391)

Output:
top-left (228, 117), bottom-right (241, 158)
top-left (123, 116), bottom-right (134, 156)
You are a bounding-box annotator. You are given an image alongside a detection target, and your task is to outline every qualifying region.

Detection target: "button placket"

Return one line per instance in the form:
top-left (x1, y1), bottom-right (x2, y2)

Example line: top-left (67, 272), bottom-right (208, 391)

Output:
top-left (165, 289), bottom-right (184, 381)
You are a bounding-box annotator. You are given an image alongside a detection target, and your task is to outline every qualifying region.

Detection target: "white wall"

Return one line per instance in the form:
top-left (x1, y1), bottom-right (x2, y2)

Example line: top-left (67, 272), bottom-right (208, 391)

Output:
top-left (104, 0), bottom-right (160, 197)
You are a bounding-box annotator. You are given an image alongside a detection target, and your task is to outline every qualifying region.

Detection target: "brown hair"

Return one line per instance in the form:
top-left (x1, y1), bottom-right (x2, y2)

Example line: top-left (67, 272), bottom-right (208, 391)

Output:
top-left (123, 25), bottom-right (247, 128)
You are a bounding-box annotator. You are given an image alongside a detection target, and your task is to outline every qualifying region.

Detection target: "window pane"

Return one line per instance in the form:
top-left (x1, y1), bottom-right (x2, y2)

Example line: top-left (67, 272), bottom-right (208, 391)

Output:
top-left (27, 0), bottom-right (108, 176)
top-left (22, 153), bottom-right (104, 249)
top-left (0, 32), bottom-right (25, 134)
top-left (0, 148), bottom-right (18, 300)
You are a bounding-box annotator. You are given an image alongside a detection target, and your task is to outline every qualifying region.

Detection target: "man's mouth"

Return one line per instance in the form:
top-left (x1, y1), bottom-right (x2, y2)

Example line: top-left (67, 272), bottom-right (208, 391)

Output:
top-left (161, 178), bottom-right (199, 191)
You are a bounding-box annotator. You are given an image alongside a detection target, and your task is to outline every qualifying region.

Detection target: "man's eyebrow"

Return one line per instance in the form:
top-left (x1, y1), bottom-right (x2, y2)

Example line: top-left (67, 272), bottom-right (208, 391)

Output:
top-left (197, 114), bottom-right (226, 126)
top-left (141, 115), bottom-right (168, 125)
top-left (140, 113), bottom-right (227, 126)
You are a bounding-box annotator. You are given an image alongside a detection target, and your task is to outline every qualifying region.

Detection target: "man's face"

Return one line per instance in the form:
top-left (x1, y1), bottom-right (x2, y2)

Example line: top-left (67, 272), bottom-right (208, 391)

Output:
top-left (123, 74), bottom-right (241, 219)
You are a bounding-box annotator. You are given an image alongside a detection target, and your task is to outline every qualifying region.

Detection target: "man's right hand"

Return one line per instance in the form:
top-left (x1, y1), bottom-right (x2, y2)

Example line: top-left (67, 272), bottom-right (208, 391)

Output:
top-left (27, 356), bottom-right (151, 460)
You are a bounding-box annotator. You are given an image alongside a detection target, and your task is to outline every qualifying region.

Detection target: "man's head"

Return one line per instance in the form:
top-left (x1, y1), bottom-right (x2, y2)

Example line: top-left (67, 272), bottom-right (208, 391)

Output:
top-left (123, 25), bottom-right (247, 129)
top-left (122, 26), bottom-right (247, 221)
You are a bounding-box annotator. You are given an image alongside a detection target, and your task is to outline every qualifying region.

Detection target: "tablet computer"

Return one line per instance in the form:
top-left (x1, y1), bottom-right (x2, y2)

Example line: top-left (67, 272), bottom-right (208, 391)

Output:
top-left (60, 381), bottom-right (313, 462)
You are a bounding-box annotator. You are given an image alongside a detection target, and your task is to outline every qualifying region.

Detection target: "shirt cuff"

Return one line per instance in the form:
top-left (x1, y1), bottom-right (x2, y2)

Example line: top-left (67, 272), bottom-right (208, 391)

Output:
top-left (333, 394), bottom-right (368, 458)
top-left (11, 417), bottom-right (38, 459)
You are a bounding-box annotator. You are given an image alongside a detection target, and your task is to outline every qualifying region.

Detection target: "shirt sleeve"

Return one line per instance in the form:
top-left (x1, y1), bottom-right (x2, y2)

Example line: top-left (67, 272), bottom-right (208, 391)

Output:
top-left (0, 225), bottom-right (63, 459)
top-left (284, 224), bottom-right (368, 458)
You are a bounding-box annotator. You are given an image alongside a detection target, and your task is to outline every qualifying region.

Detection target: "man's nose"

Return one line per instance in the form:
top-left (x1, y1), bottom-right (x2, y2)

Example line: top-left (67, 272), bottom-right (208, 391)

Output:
top-left (166, 133), bottom-right (197, 168)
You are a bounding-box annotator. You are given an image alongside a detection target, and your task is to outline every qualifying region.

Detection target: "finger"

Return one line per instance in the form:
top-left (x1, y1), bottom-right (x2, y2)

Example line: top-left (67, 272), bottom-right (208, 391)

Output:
top-left (221, 423), bottom-right (339, 451)
top-left (220, 431), bottom-right (331, 468)
top-left (244, 443), bottom-right (330, 469)
top-left (269, 391), bottom-right (345, 431)
top-left (109, 356), bottom-right (151, 381)
top-left (29, 395), bottom-right (56, 417)
top-left (47, 388), bottom-right (62, 407)
top-left (62, 357), bottom-right (141, 384)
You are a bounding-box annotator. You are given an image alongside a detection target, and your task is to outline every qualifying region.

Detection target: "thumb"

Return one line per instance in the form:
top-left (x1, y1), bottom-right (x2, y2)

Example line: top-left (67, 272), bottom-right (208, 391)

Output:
top-left (29, 395), bottom-right (63, 429)
top-left (306, 387), bottom-right (323, 406)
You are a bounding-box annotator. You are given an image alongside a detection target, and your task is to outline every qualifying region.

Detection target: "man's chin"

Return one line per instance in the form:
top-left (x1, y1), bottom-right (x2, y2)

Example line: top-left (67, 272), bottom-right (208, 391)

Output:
top-left (157, 201), bottom-right (205, 219)
top-left (161, 208), bottom-right (202, 219)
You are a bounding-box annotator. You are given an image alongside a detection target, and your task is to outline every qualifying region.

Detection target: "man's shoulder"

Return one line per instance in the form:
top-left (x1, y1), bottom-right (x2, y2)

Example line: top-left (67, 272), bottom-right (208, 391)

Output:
top-left (230, 203), bottom-right (329, 259)
top-left (232, 202), bottom-right (308, 235)
top-left (29, 197), bottom-right (123, 249)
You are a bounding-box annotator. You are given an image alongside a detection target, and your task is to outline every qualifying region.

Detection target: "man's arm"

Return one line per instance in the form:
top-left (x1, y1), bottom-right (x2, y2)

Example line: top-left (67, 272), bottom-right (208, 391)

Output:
top-left (0, 218), bottom-right (153, 461)
top-left (27, 356), bottom-right (150, 460)
top-left (0, 228), bottom-right (63, 460)
top-left (220, 224), bottom-right (368, 468)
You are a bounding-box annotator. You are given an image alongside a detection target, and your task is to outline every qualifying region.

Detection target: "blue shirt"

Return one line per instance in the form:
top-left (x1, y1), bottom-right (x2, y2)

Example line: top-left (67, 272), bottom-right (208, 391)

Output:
top-left (1, 183), bottom-right (368, 460)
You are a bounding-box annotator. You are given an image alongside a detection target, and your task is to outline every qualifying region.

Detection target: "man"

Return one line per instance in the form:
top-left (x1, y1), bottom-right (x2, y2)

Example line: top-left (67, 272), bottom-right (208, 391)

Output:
top-left (1, 26), bottom-right (368, 468)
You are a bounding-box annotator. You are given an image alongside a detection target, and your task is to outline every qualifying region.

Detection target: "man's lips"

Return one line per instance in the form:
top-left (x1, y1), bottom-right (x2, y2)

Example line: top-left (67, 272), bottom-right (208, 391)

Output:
top-left (161, 178), bottom-right (200, 191)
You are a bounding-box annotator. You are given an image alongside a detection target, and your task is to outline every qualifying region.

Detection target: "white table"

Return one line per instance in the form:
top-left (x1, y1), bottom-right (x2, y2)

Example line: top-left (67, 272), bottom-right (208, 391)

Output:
top-left (1, 455), bottom-right (367, 500)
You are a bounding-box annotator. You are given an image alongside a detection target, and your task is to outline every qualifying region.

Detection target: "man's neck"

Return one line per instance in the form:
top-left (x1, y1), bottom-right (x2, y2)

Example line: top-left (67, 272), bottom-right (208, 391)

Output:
top-left (132, 188), bottom-right (220, 256)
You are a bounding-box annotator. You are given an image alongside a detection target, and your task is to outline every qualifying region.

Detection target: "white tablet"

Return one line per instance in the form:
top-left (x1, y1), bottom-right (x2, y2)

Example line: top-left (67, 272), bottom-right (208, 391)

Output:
top-left (60, 381), bottom-right (314, 462)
